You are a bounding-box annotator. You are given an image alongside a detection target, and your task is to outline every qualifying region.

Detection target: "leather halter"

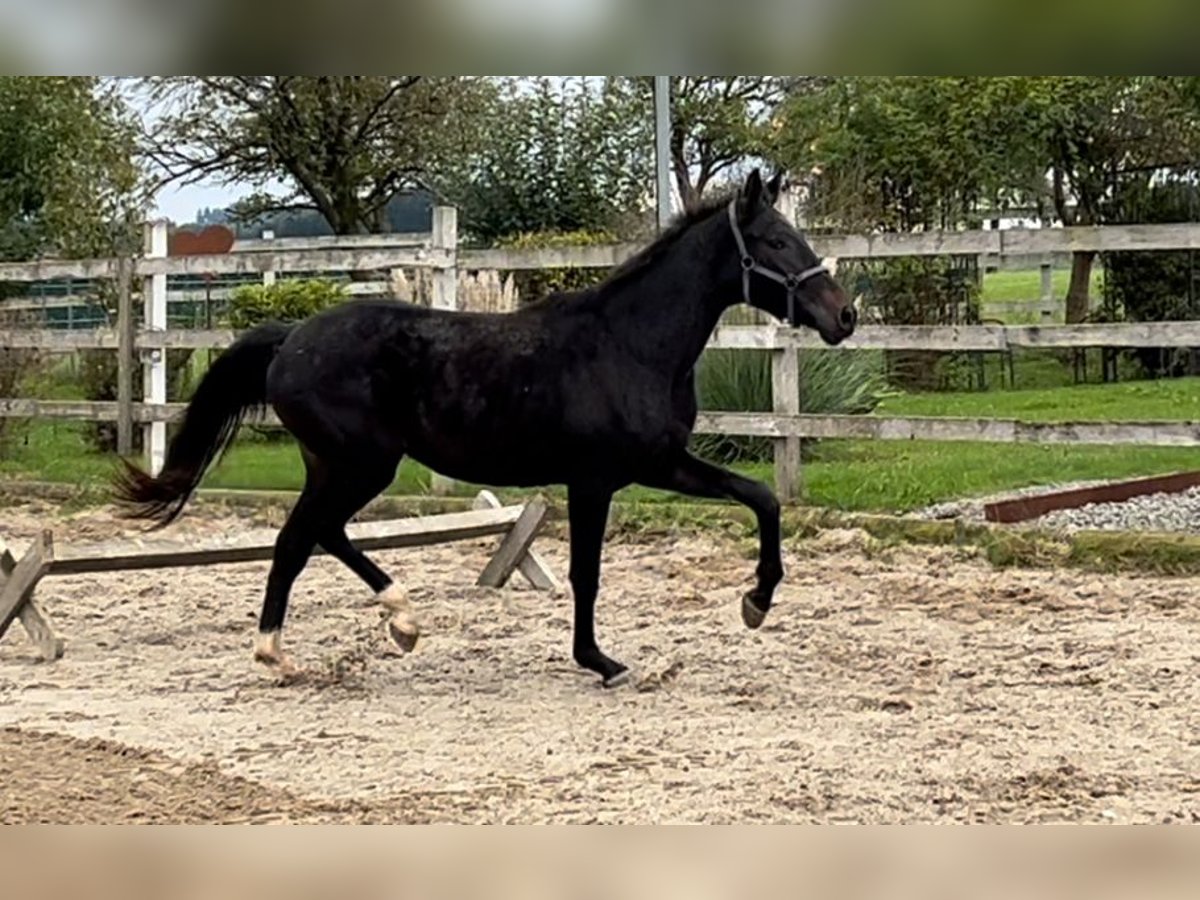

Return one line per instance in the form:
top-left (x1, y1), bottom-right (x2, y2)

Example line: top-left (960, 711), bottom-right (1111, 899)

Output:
top-left (727, 199), bottom-right (827, 326)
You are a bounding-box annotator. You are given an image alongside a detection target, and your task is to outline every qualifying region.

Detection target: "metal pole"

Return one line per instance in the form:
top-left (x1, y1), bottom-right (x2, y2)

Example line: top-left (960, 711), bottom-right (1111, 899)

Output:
top-left (654, 75), bottom-right (672, 232)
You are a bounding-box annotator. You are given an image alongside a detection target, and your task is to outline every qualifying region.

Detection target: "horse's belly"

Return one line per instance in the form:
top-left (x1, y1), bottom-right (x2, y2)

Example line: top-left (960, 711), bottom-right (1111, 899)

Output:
top-left (407, 435), bottom-right (569, 488)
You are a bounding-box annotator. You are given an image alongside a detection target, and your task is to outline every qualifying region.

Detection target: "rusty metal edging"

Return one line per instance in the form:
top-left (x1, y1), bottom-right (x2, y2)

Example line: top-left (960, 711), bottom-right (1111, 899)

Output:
top-left (983, 471), bottom-right (1200, 524)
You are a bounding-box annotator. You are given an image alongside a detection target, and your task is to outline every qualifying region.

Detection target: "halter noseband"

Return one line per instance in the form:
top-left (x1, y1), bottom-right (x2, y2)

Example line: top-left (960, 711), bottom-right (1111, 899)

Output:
top-left (727, 199), bottom-right (827, 326)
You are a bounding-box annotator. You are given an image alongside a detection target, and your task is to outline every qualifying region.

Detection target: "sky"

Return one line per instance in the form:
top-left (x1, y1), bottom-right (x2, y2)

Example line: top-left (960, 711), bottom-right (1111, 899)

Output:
top-left (137, 76), bottom-right (616, 226)
top-left (124, 78), bottom-right (237, 224)
top-left (153, 180), bottom-right (238, 224)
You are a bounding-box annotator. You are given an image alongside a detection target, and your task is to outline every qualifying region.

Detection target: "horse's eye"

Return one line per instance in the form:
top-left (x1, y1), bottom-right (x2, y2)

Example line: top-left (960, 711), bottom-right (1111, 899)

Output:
top-left (768, 238), bottom-right (786, 250)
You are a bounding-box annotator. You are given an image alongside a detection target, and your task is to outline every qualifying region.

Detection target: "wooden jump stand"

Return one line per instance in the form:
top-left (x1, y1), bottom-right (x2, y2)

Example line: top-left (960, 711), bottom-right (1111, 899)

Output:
top-left (0, 489), bottom-right (558, 661)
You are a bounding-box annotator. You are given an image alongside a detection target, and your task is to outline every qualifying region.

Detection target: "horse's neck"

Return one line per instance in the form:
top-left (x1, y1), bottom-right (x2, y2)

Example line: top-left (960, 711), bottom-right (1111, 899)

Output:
top-left (601, 229), bottom-right (734, 373)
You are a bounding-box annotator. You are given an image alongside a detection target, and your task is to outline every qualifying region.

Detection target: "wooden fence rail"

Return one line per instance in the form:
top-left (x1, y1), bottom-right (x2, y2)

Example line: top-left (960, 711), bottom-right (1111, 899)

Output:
top-left (4, 399), bottom-right (1198, 450)
top-left (5, 321), bottom-right (1200, 355)
top-left (6, 220), bottom-right (1200, 282)
top-left (5, 213), bottom-right (1200, 502)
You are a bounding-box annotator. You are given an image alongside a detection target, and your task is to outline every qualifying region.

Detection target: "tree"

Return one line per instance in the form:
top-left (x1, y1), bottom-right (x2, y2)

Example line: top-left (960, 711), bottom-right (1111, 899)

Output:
top-left (0, 77), bottom-right (145, 447)
top-left (771, 77), bottom-right (1039, 387)
top-left (775, 76), bottom-right (1038, 233)
top-left (776, 77), bottom-right (1200, 323)
top-left (141, 76), bottom-right (492, 235)
top-left (0, 77), bottom-right (144, 259)
top-left (436, 77), bottom-right (652, 244)
top-left (617, 77), bottom-right (803, 214)
top-left (1018, 77), bottom-right (1200, 322)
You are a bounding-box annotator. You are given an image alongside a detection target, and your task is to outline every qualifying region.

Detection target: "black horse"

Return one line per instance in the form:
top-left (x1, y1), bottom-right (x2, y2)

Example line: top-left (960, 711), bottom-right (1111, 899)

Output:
top-left (118, 169), bottom-right (856, 687)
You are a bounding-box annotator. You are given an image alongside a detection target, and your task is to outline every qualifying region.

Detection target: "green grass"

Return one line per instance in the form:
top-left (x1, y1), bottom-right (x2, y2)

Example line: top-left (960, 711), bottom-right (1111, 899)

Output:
top-left (793, 376), bottom-right (1200, 511)
top-left (978, 267), bottom-right (1107, 326)
top-left (879, 375), bottom-right (1200, 421)
top-left (981, 267), bottom-right (1104, 304)
top-left (800, 441), bottom-right (1200, 512)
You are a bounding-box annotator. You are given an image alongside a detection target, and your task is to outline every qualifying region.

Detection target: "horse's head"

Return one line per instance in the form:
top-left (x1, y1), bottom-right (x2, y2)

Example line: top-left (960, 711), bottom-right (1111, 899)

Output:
top-left (730, 169), bottom-right (856, 345)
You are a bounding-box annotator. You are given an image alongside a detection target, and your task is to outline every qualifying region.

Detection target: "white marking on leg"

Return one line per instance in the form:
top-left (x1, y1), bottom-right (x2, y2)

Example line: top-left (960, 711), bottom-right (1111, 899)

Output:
top-left (253, 629), bottom-right (300, 677)
top-left (254, 629), bottom-right (282, 662)
top-left (377, 584), bottom-right (420, 652)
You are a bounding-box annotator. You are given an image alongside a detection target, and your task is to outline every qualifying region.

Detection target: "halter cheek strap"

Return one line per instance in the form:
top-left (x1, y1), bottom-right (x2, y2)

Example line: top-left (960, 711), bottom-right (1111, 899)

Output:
top-left (727, 199), bottom-right (828, 326)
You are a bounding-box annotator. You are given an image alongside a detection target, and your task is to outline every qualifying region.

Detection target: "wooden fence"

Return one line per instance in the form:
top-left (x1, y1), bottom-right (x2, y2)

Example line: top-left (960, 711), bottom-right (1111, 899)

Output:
top-left (3, 210), bottom-right (1200, 501)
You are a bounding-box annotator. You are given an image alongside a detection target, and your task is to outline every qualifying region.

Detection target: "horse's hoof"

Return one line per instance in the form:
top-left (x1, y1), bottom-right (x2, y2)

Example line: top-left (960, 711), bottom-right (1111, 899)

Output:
top-left (742, 593), bottom-right (768, 629)
top-left (387, 619), bottom-right (420, 654)
top-left (603, 667), bottom-right (631, 689)
top-left (254, 654), bottom-right (305, 683)
top-left (254, 631), bottom-right (304, 679)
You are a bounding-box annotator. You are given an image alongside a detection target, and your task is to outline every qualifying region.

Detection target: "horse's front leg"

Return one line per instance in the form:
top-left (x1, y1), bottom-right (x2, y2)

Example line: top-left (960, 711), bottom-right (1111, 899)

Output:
top-left (566, 483), bottom-right (629, 687)
top-left (639, 451), bottom-right (782, 629)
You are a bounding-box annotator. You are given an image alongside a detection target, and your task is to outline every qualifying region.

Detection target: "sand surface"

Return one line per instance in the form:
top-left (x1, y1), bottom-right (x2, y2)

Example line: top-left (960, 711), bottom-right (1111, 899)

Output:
top-left (2, 501), bottom-right (1198, 823)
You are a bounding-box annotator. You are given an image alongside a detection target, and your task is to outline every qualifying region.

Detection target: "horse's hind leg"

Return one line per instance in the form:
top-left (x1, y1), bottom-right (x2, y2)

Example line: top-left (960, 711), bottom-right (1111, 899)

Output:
top-left (301, 448), bottom-right (420, 653)
top-left (253, 447), bottom-right (394, 676)
top-left (255, 487), bottom-right (321, 677)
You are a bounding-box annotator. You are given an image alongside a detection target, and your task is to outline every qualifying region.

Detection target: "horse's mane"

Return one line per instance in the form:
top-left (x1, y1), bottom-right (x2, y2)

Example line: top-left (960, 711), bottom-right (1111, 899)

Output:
top-left (593, 192), bottom-right (733, 297)
top-left (516, 191), bottom-right (735, 311)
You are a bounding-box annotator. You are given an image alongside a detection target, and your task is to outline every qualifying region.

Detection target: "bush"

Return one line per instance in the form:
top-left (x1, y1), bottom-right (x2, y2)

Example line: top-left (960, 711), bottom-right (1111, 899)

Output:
top-left (692, 349), bottom-right (891, 464)
top-left (78, 347), bottom-right (194, 453)
top-left (1102, 177), bottom-right (1200, 378)
top-left (494, 230), bottom-right (616, 303)
top-left (226, 278), bottom-right (346, 328)
top-left (840, 256), bottom-right (980, 390)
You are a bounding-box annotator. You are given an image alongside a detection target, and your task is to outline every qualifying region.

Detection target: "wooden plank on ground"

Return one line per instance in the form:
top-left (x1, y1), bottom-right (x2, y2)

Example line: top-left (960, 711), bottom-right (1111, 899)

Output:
top-left (472, 490), bottom-right (560, 590)
top-left (0, 531), bottom-right (53, 641)
top-left (49, 507), bottom-right (523, 575)
top-left (983, 470), bottom-right (1200, 524)
top-left (0, 538), bottom-right (65, 660)
top-left (476, 498), bottom-right (550, 589)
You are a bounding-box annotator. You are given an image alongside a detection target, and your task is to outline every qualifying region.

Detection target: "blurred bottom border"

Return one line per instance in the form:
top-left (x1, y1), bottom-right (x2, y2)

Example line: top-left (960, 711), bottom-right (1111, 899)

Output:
top-left (1, 824), bottom-right (1198, 900)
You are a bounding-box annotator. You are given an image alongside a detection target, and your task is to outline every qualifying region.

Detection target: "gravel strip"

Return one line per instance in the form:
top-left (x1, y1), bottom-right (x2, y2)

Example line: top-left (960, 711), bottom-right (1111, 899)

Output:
top-left (913, 480), bottom-right (1200, 534)
top-left (912, 480), bottom-right (1113, 524)
top-left (1033, 485), bottom-right (1200, 534)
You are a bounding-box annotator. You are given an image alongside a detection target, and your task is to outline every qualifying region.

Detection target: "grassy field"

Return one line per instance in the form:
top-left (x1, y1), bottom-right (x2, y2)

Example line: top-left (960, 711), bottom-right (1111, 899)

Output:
top-left (981, 267), bottom-right (1105, 306)
top-left (4, 376), bottom-right (1200, 514)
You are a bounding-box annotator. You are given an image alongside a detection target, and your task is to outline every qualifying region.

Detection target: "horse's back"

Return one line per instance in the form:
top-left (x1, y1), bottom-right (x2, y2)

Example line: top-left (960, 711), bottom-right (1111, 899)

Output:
top-left (261, 295), bottom-right (683, 483)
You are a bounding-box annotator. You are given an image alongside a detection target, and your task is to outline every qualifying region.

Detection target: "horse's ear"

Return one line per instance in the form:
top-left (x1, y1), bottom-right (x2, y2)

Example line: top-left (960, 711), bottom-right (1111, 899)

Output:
top-left (739, 168), bottom-right (765, 219)
top-left (766, 171), bottom-right (785, 205)
top-left (742, 168), bottom-right (764, 202)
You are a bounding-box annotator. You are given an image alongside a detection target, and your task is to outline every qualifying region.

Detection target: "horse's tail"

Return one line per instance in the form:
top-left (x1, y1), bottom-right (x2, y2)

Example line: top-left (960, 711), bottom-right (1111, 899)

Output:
top-left (114, 321), bottom-right (294, 527)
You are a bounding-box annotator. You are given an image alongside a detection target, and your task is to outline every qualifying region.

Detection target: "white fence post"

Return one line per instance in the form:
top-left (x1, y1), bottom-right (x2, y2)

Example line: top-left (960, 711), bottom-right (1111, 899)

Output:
top-left (261, 230), bottom-right (276, 287)
top-left (429, 206), bottom-right (458, 495)
top-left (142, 220), bottom-right (169, 476)
top-left (771, 344), bottom-right (801, 502)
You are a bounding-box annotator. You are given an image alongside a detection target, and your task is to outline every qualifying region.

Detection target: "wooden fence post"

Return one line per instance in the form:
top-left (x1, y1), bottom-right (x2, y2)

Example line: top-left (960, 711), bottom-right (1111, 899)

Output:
top-left (1039, 259), bottom-right (1055, 322)
top-left (771, 343), bottom-right (801, 502)
top-left (142, 220), bottom-right (168, 476)
top-left (261, 230), bottom-right (276, 287)
top-left (430, 207), bottom-right (458, 496)
top-left (115, 255), bottom-right (135, 457)
top-left (430, 207), bottom-right (457, 312)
